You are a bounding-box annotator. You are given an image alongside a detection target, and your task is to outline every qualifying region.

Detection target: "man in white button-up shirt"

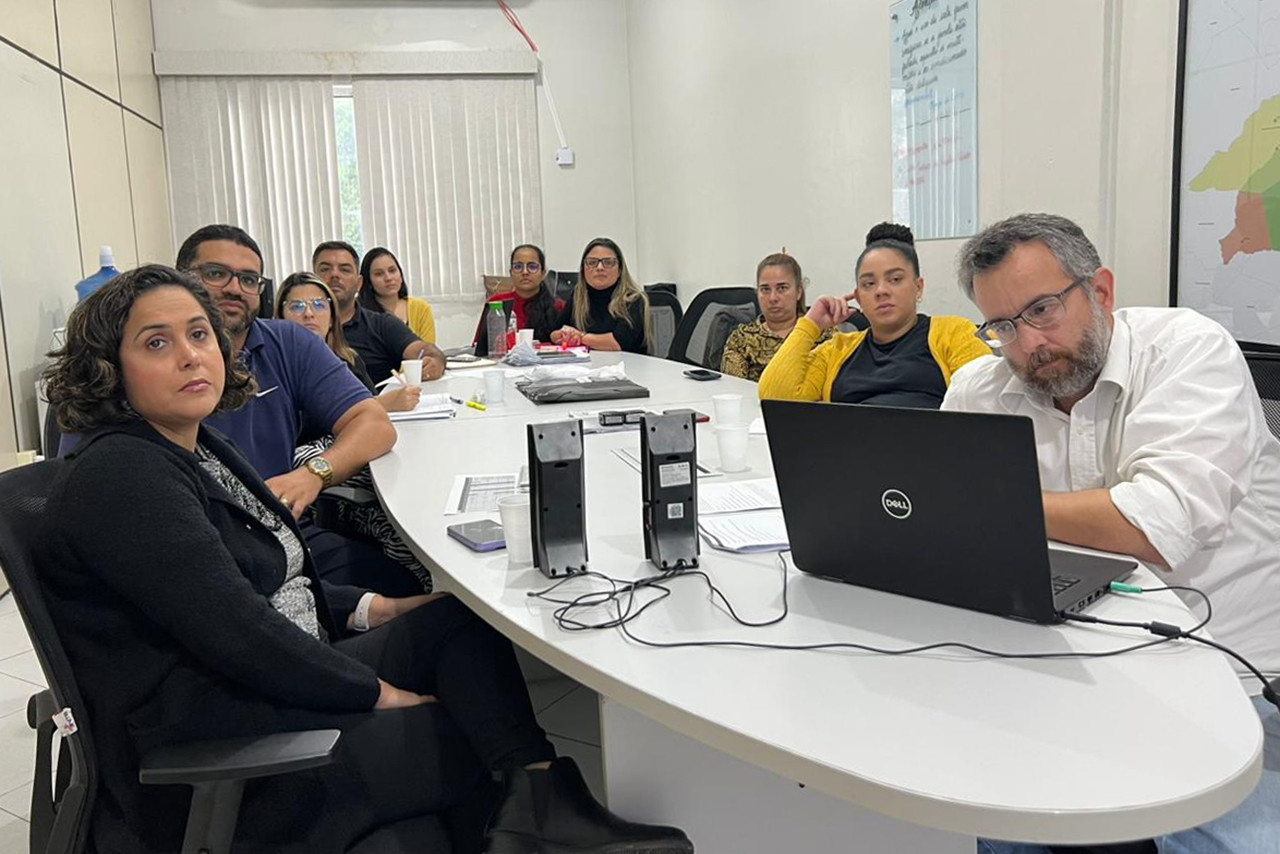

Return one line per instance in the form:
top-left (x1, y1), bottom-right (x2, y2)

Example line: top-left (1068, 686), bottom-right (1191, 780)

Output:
top-left (945, 214), bottom-right (1278, 854)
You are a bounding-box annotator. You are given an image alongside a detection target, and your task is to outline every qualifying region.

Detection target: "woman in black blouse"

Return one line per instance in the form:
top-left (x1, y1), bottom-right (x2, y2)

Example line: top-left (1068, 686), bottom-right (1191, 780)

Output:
top-left (38, 265), bottom-right (692, 854)
top-left (551, 237), bottom-right (652, 353)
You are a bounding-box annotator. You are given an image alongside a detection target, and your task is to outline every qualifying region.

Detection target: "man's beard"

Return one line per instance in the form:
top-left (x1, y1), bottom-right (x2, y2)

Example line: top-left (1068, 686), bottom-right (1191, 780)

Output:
top-left (1015, 307), bottom-right (1111, 401)
top-left (218, 295), bottom-right (252, 337)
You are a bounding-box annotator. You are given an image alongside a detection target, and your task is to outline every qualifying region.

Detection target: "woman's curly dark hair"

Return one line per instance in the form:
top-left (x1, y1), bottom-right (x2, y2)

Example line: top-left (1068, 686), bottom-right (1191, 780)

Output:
top-left (44, 264), bottom-right (256, 433)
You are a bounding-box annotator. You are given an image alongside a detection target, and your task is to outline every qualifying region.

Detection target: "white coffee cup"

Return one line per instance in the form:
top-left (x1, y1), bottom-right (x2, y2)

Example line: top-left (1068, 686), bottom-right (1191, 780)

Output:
top-left (497, 495), bottom-right (533, 567)
top-left (714, 424), bottom-right (750, 473)
top-left (484, 369), bottom-right (505, 404)
top-left (711, 393), bottom-right (743, 425)
top-left (400, 359), bottom-right (423, 385)
top-left (516, 328), bottom-right (536, 347)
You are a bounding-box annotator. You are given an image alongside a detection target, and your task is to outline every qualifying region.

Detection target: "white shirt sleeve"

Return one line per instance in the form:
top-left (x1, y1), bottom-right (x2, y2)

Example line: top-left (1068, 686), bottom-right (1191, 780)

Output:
top-left (1107, 329), bottom-right (1263, 569)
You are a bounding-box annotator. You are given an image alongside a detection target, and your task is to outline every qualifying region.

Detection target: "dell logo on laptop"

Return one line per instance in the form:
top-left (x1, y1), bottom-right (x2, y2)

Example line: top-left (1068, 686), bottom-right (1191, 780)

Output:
top-left (881, 489), bottom-right (912, 520)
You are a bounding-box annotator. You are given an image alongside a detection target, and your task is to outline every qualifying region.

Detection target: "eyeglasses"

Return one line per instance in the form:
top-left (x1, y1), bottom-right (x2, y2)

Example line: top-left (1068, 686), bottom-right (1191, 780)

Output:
top-left (283, 298), bottom-right (331, 316)
top-left (974, 275), bottom-right (1091, 349)
top-left (191, 263), bottom-right (271, 295)
top-left (583, 257), bottom-right (618, 270)
top-left (511, 261), bottom-right (542, 273)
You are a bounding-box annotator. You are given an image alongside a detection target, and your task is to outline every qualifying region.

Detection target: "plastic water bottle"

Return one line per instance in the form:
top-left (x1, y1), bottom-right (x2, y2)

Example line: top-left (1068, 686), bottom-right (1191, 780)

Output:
top-left (506, 306), bottom-right (518, 352)
top-left (486, 301), bottom-right (509, 357)
top-left (75, 246), bottom-right (121, 301)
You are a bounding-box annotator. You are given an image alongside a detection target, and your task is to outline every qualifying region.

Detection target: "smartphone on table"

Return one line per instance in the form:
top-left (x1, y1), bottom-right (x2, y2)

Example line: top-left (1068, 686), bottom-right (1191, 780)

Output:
top-left (446, 519), bottom-right (506, 552)
top-left (683, 368), bottom-right (721, 381)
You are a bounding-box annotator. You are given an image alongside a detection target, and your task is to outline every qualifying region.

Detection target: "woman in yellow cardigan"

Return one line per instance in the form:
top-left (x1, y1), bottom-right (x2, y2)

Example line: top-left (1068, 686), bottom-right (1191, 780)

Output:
top-left (759, 223), bottom-right (990, 408)
top-left (359, 246), bottom-right (437, 343)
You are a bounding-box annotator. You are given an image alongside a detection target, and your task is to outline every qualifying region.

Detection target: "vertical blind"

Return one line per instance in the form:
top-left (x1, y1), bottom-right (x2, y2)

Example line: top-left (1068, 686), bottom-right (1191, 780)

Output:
top-left (160, 76), bottom-right (344, 279)
top-left (352, 76), bottom-right (542, 301)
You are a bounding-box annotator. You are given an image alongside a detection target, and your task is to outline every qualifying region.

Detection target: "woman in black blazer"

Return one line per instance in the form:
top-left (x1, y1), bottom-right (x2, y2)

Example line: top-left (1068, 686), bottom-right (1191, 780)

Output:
top-left (39, 265), bottom-right (692, 854)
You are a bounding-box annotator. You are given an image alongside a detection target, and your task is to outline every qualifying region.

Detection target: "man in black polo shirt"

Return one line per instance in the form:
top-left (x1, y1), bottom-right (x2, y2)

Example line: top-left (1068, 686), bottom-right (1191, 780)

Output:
top-left (312, 241), bottom-right (446, 385)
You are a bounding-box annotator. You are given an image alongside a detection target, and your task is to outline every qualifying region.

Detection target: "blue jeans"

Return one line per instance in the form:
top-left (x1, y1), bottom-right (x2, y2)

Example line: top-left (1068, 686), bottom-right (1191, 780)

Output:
top-left (979, 694), bottom-right (1280, 854)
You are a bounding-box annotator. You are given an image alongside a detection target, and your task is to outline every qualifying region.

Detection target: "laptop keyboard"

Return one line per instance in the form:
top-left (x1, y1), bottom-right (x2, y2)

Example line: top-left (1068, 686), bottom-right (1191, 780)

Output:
top-left (1051, 574), bottom-right (1081, 595)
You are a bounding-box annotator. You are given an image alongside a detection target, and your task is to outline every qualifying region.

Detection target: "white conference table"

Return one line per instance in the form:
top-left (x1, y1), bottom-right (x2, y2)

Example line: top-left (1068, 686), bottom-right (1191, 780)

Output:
top-left (371, 352), bottom-right (1262, 851)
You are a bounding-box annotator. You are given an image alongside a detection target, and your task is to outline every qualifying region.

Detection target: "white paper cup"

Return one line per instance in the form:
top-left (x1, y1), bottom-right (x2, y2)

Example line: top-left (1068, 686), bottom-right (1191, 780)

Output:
top-left (400, 359), bottom-right (423, 385)
top-left (711, 393), bottom-right (743, 425)
top-left (497, 495), bottom-right (533, 567)
top-left (516, 328), bottom-right (535, 347)
top-left (714, 424), bottom-right (750, 473)
top-left (484, 369), bottom-right (505, 404)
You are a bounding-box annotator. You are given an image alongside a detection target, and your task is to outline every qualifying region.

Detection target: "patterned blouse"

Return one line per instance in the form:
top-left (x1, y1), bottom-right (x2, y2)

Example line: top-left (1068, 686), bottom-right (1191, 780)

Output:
top-left (195, 445), bottom-right (323, 641)
top-left (720, 316), bottom-right (833, 382)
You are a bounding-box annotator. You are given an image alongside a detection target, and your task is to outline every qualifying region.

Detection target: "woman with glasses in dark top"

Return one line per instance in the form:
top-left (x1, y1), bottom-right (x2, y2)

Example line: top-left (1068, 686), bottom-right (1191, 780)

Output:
top-left (487, 244), bottom-right (565, 343)
top-left (760, 223), bottom-right (990, 409)
top-left (551, 237), bottom-right (652, 353)
top-left (358, 246), bottom-right (437, 344)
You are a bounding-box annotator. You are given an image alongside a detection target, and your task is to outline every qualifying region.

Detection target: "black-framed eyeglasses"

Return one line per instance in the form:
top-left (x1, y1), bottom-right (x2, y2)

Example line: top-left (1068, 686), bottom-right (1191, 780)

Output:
top-left (974, 275), bottom-right (1091, 349)
top-left (283, 298), bottom-right (331, 316)
top-left (190, 263), bottom-right (271, 295)
top-left (584, 257), bottom-right (618, 270)
top-left (511, 261), bottom-right (542, 273)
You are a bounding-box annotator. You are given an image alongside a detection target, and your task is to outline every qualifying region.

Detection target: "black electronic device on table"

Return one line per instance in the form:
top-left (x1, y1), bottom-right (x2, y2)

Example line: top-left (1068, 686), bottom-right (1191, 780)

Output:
top-left (683, 368), bottom-right (721, 381)
top-left (527, 419), bottom-right (589, 578)
top-left (762, 400), bottom-right (1136, 623)
top-left (639, 412), bottom-right (699, 571)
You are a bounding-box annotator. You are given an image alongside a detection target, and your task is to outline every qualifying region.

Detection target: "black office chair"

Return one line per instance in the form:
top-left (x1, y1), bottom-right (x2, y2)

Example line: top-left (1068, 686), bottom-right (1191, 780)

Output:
top-left (666, 287), bottom-right (760, 368)
top-left (645, 290), bottom-right (683, 359)
top-left (1243, 349), bottom-right (1280, 440)
top-left (547, 270), bottom-right (578, 307)
top-left (0, 461), bottom-right (345, 854)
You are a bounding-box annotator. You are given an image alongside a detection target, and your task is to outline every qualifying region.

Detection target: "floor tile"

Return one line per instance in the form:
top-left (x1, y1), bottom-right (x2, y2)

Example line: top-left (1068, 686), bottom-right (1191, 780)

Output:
top-left (0, 709), bottom-right (36, 797)
top-left (0, 614), bottom-right (31, 661)
top-left (0, 796), bottom-right (27, 853)
top-left (0, 593), bottom-right (15, 618)
top-left (0, 674), bottom-right (36, 720)
top-left (548, 735), bottom-right (604, 803)
top-left (0, 782), bottom-right (31, 821)
top-left (0, 651), bottom-right (45, 689)
top-left (515, 646), bottom-right (564, 683)
top-left (537, 686), bottom-right (600, 747)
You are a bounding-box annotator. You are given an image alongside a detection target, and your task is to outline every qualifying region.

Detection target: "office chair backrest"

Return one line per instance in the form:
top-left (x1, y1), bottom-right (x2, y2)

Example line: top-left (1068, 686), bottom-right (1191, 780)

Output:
top-left (1244, 350), bottom-right (1280, 440)
top-left (667, 287), bottom-right (760, 368)
top-left (0, 461), bottom-right (96, 854)
top-left (547, 271), bottom-right (578, 308)
top-left (645, 290), bottom-right (684, 359)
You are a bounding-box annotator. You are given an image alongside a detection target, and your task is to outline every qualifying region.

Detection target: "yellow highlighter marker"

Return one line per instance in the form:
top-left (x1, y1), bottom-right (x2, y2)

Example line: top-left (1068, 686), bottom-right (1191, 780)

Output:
top-left (451, 396), bottom-right (487, 412)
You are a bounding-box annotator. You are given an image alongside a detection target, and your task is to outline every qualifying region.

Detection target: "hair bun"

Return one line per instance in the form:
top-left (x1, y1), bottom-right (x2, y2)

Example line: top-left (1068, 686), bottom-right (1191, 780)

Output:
top-left (865, 222), bottom-right (914, 247)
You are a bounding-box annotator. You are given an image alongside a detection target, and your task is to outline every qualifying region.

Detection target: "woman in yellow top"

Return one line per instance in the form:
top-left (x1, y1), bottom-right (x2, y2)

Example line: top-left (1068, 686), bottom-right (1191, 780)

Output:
top-left (358, 246), bottom-right (437, 343)
top-left (759, 223), bottom-right (990, 409)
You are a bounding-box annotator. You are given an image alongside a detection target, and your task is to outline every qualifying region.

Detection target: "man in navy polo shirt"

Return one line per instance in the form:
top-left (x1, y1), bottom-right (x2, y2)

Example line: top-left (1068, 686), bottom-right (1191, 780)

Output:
top-left (177, 224), bottom-right (425, 602)
top-left (312, 241), bottom-right (446, 385)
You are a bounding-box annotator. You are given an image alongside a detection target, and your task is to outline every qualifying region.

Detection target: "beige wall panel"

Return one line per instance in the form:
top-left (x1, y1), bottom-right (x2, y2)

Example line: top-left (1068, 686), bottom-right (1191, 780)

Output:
top-left (0, 0), bottom-right (58, 64)
top-left (56, 0), bottom-right (119, 98)
top-left (112, 0), bottom-right (159, 122)
top-left (65, 78), bottom-right (137, 275)
top-left (0, 45), bottom-right (81, 450)
top-left (125, 112), bottom-right (172, 264)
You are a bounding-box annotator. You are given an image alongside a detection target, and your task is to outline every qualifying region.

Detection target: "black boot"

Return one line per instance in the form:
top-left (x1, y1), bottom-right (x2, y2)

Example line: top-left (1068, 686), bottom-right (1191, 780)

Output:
top-left (484, 757), bottom-right (694, 854)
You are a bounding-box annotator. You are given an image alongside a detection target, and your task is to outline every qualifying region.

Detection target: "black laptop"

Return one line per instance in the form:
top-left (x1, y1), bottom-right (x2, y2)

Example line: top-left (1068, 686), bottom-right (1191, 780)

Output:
top-left (761, 400), bottom-right (1136, 623)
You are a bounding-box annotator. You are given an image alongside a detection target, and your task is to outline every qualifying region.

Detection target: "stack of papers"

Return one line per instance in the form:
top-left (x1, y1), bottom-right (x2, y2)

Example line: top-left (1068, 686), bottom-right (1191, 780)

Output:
top-left (697, 479), bottom-right (780, 514)
top-left (698, 510), bottom-right (789, 553)
top-left (388, 393), bottom-right (456, 422)
top-left (695, 478), bottom-right (789, 552)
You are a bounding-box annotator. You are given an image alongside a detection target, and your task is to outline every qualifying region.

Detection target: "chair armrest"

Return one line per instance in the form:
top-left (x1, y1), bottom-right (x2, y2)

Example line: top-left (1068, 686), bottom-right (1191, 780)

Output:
top-left (321, 485), bottom-right (377, 506)
top-left (139, 729), bottom-right (341, 786)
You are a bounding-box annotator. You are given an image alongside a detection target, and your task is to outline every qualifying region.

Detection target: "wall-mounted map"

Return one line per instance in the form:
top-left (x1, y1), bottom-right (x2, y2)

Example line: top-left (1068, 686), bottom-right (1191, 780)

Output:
top-left (1176, 0), bottom-right (1280, 344)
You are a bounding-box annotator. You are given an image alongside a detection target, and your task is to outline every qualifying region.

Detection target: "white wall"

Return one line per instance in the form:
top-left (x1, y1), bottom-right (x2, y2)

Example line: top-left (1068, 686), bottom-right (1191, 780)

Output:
top-left (0, 0), bottom-right (172, 451)
top-left (151, 0), bottom-right (638, 348)
top-left (626, 0), bottom-right (1179, 320)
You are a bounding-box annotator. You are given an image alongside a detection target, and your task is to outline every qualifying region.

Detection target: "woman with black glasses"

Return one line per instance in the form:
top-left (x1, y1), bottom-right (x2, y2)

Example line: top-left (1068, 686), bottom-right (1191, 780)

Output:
top-left (551, 237), bottom-right (651, 353)
top-left (488, 244), bottom-right (565, 343)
